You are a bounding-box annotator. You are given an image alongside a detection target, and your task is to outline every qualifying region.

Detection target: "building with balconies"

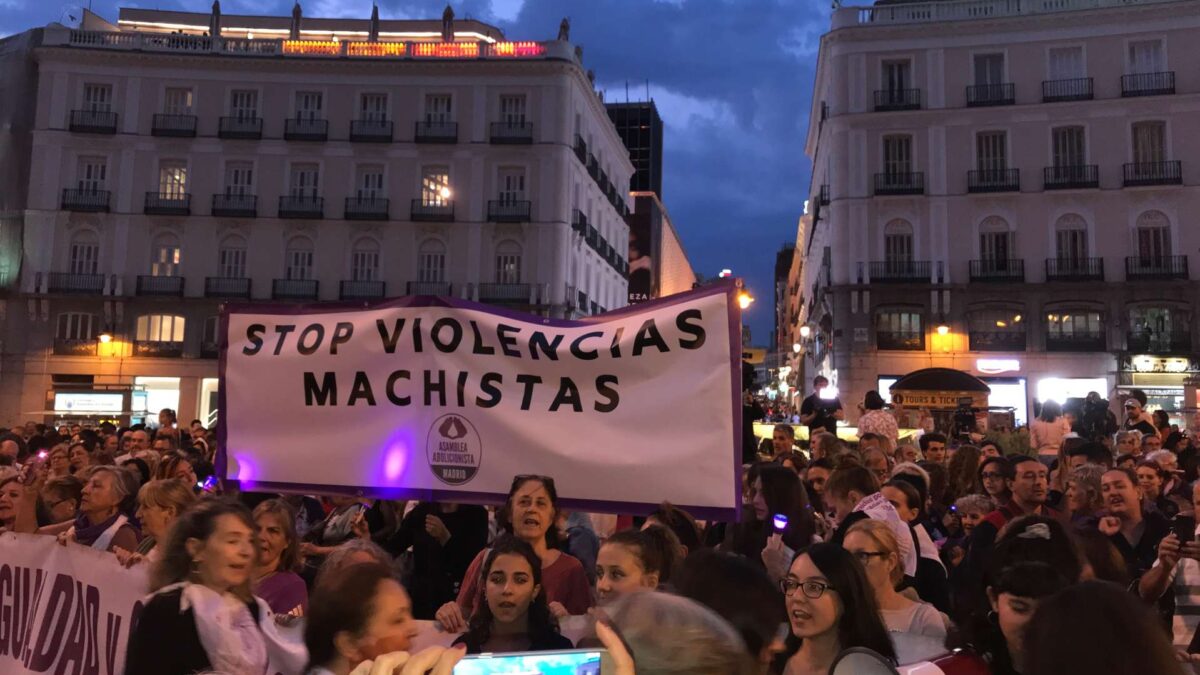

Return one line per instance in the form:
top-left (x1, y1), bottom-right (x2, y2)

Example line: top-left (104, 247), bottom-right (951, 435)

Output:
top-left (0, 5), bottom-right (632, 426)
top-left (794, 0), bottom-right (1200, 427)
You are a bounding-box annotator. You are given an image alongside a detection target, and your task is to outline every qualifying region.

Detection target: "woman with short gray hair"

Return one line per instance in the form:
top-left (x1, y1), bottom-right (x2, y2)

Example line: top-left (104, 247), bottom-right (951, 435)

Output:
top-left (58, 465), bottom-right (140, 552)
top-left (605, 591), bottom-right (758, 675)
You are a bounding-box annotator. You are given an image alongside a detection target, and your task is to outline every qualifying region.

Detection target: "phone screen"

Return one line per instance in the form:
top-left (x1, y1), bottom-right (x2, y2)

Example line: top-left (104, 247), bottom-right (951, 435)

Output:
top-left (454, 649), bottom-right (606, 675)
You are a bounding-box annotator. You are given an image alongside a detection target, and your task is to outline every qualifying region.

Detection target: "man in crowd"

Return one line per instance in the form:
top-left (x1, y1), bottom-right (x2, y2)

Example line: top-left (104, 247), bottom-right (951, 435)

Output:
top-left (0, 433), bottom-right (25, 466)
top-left (809, 431), bottom-right (836, 460)
top-left (1115, 430), bottom-right (1142, 458)
top-left (1123, 398), bottom-right (1157, 436)
top-left (862, 446), bottom-right (892, 487)
top-left (1138, 481), bottom-right (1200, 653)
top-left (771, 424), bottom-right (797, 459)
top-left (1097, 467), bottom-right (1170, 581)
top-left (1067, 442), bottom-right (1114, 471)
top-left (1142, 431), bottom-right (1163, 454)
top-left (919, 432), bottom-right (948, 465)
top-left (826, 464), bottom-right (917, 577)
top-left (799, 376), bottom-right (843, 438)
top-left (858, 432), bottom-right (886, 457)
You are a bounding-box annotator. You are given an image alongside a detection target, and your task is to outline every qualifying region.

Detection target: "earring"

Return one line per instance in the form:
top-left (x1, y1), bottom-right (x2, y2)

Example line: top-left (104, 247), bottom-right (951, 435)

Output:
top-left (987, 610), bottom-right (999, 625)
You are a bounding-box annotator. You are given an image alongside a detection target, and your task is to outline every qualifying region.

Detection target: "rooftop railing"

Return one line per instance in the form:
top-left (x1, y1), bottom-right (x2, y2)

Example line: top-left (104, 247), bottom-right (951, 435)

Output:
top-left (839, 0), bottom-right (1182, 27)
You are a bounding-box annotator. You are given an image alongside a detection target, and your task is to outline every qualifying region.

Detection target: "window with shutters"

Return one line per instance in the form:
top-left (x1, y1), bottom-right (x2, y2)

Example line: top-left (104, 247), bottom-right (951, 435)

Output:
top-left (56, 313), bottom-right (96, 341)
top-left (360, 93), bottom-right (387, 122)
top-left (351, 240), bottom-right (380, 282)
top-left (1127, 40), bottom-right (1165, 74)
top-left (500, 95), bottom-right (526, 125)
top-left (498, 168), bottom-right (526, 204)
top-left (355, 165), bottom-right (385, 199)
top-left (223, 162), bottom-right (253, 196)
top-left (136, 315), bottom-right (185, 343)
top-left (295, 91), bottom-right (323, 120)
top-left (876, 310), bottom-right (924, 350)
top-left (164, 88), bottom-right (193, 115)
top-left (289, 164), bottom-right (320, 198)
top-left (151, 235), bottom-right (181, 277)
top-left (418, 240), bottom-right (446, 283)
top-left (882, 136), bottom-right (912, 175)
top-left (285, 238), bottom-right (314, 280)
top-left (1047, 46), bottom-right (1085, 80)
top-left (421, 167), bottom-right (451, 206)
top-left (976, 131), bottom-right (1007, 172)
top-left (495, 241), bottom-right (522, 284)
top-left (69, 232), bottom-right (100, 275)
top-left (1132, 121), bottom-right (1166, 163)
top-left (218, 236), bottom-right (247, 278)
top-left (1055, 214), bottom-right (1088, 264)
top-left (158, 160), bottom-right (187, 197)
top-left (979, 217), bottom-right (1013, 263)
top-left (974, 53), bottom-right (1005, 85)
top-left (83, 84), bottom-right (112, 112)
top-left (425, 94), bottom-right (452, 123)
top-left (1052, 127), bottom-right (1086, 167)
top-left (882, 61), bottom-right (911, 93)
top-left (230, 90), bottom-right (258, 119)
top-left (76, 157), bottom-right (107, 192)
top-left (1135, 211), bottom-right (1171, 261)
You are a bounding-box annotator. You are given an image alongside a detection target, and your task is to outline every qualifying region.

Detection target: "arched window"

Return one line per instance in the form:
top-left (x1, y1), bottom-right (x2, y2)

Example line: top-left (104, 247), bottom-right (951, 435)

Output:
top-left (350, 238), bottom-right (380, 282)
top-left (1135, 210), bottom-right (1171, 261)
top-left (151, 232), bottom-right (181, 276)
top-left (978, 216), bottom-right (1013, 268)
top-left (1054, 214), bottom-right (1088, 267)
top-left (495, 240), bottom-right (522, 284)
top-left (967, 308), bottom-right (1026, 352)
top-left (69, 230), bottom-right (99, 275)
top-left (136, 314), bottom-right (185, 343)
top-left (285, 236), bottom-right (314, 280)
top-left (418, 239), bottom-right (446, 283)
top-left (218, 234), bottom-right (247, 278)
top-left (883, 219), bottom-right (912, 264)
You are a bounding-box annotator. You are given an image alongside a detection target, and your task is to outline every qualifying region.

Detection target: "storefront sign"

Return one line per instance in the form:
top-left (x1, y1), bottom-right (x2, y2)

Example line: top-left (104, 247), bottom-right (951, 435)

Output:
top-left (52, 392), bottom-right (124, 413)
top-left (1121, 355), bottom-right (1200, 374)
top-left (889, 390), bottom-right (988, 409)
top-left (976, 358), bottom-right (1020, 374)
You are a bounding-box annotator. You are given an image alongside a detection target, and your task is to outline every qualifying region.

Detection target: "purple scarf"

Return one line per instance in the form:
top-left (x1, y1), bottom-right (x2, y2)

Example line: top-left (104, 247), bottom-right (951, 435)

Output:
top-left (73, 512), bottom-right (124, 547)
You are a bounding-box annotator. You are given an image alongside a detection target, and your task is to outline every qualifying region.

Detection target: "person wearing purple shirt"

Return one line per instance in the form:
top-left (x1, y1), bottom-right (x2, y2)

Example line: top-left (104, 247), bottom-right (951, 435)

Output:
top-left (252, 499), bottom-right (308, 615)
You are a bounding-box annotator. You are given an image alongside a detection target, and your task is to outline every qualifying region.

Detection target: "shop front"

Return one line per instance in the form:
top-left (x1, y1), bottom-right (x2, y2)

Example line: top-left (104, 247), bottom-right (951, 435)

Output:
top-left (1117, 354), bottom-right (1199, 429)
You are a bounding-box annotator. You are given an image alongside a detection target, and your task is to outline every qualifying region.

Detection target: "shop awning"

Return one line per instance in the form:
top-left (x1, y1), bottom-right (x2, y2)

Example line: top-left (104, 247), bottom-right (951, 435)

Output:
top-left (889, 368), bottom-right (991, 393)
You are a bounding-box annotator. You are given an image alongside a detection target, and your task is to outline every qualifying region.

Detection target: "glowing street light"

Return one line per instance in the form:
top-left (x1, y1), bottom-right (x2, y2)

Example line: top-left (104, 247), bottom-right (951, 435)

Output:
top-left (792, 343), bottom-right (802, 354)
top-left (737, 291), bottom-right (754, 310)
top-left (936, 324), bottom-right (950, 336)
top-left (799, 325), bottom-right (811, 338)
top-left (438, 186), bottom-right (453, 200)
top-left (98, 331), bottom-right (113, 344)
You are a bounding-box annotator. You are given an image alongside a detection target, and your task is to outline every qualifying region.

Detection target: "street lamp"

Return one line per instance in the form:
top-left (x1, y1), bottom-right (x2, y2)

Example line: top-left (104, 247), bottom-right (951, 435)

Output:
top-left (936, 324), bottom-right (950, 336)
top-left (792, 342), bottom-right (802, 354)
top-left (98, 331), bottom-right (113, 344)
top-left (737, 291), bottom-right (754, 310)
top-left (799, 325), bottom-right (811, 338)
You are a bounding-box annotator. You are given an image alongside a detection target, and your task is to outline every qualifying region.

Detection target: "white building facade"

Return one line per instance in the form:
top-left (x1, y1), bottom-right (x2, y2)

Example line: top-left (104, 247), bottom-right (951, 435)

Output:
top-left (0, 7), bottom-right (633, 426)
top-left (797, 0), bottom-right (1200, 427)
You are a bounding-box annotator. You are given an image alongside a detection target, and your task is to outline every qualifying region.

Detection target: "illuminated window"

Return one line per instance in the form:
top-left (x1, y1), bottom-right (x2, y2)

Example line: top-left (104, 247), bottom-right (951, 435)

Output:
top-left (421, 167), bottom-right (451, 206)
top-left (876, 310), bottom-right (923, 350)
top-left (158, 160), bottom-right (187, 197)
top-left (151, 233), bottom-right (181, 277)
top-left (136, 315), bottom-right (185, 343)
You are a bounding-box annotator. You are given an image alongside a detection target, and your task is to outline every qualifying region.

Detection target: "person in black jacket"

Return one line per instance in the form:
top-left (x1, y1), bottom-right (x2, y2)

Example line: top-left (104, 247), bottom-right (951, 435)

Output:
top-left (382, 501), bottom-right (488, 619)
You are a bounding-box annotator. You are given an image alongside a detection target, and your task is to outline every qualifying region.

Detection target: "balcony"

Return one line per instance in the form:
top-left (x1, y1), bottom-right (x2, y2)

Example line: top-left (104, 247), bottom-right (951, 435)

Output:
top-left (969, 331), bottom-right (1027, 352)
top-left (211, 193), bottom-right (257, 217)
top-left (278, 195), bottom-right (324, 219)
top-left (1123, 161), bottom-right (1182, 187)
top-left (415, 121), bottom-right (457, 143)
top-left (272, 278), bottom-right (319, 300)
top-left (349, 119), bottom-right (393, 142)
top-left (868, 260), bottom-right (931, 283)
top-left (1041, 77), bottom-right (1093, 103)
top-left (966, 83), bottom-right (1015, 107)
top-left (1125, 255), bottom-right (1188, 281)
top-left (69, 109), bottom-right (117, 134)
top-left (406, 281), bottom-right (452, 296)
top-left (218, 116), bottom-right (263, 139)
top-left (478, 283), bottom-right (531, 303)
top-left (1045, 257), bottom-right (1104, 282)
top-left (873, 88), bottom-right (921, 112)
top-left (205, 277), bottom-right (251, 298)
top-left (572, 210), bottom-right (587, 235)
top-left (53, 338), bottom-right (97, 356)
top-left (967, 168), bottom-right (1020, 193)
top-left (1127, 331), bottom-right (1192, 355)
top-left (876, 330), bottom-right (924, 351)
top-left (969, 259), bottom-right (1025, 282)
top-left (344, 197), bottom-right (389, 220)
top-left (819, 184), bottom-right (830, 205)
top-left (284, 117), bottom-right (329, 141)
top-left (1047, 331), bottom-right (1106, 353)
top-left (410, 199), bottom-right (455, 222)
top-left (574, 134), bottom-right (587, 163)
top-left (340, 280), bottom-right (386, 300)
top-left (587, 154), bottom-right (600, 180)
top-left (136, 275), bottom-right (184, 296)
top-left (1121, 71), bottom-right (1175, 97)
top-left (487, 200), bottom-right (532, 223)
top-left (133, 340), bottom-right (183, 358)
top-left (1044, 165), bottom-right (1099, 190)
top-left (490, 121), bottom-right (534, 144)
top-left (144, 192), bottom-right (191, 215)
top-left (151, 113), bottom-right (197, 137)
top-left (46, 272), bottom-right (105, 294)
top-left (201, 342), bottom-right (219, 359)
top-left (873, 172), bottom-right (924, 196)
top-left (61, 188), bottom-right (110, 212)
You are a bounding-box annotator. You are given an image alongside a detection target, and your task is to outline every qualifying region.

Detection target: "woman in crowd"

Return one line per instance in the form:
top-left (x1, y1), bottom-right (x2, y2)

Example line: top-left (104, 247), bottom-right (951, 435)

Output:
top-left (1064, 464), bottom-right (1105, 526)
top-left (436, 475), bottom-right (591, 632)
top-left (978, 455), bottom-right (1013, 507)
top-left (125, 498), bottom-right (306, 675)
top-left (46, 444), bottom-right (72, 479)
top-left (68, 442), bottom-right (92, 475)
top-left (120, 457), bottom-right (152, 488)
top-left (60, 466), bottom-right (139, 553)
top-left (776, 542), bottom-right (896, 674)
top-left (1136, 460), bottom-right (1180, 519)
top-left (1030, 401), bottom-right (1072, 461)
top-left (452, 535), bottom-right (574, 654)
top-left (314, 538), bottom-right (394, 590)
top-left (644, 501), bottom-right (703, 558)
top-left (381, 501), bottom-right (488, 619)
top-left (40, 474), bottom-right (83, 526)
top-left (607, 591), bottom-right (759, 675)
top-left (1153, 410), bottom-right (1173, 442)
top-left (857, 391), bottom-right (898, 451)
top-left (943, 444), bottom-right (983, 507)
top-left (253, 498), bottom-right (309, 616)
top-left (155, 452), bottom-right (198, 487)
top-left (944, 494), bottom-right (995, 569)
top-left (0, 472), bottom-right (28, 533)
top-left (845, 519), bottom-right (945, 638)
top-left (596, 526), bottom-right (680, 605)
top-left (116, 478), bottom-right (196, 566)
top-left (739, 464), bottom-right (816, 581)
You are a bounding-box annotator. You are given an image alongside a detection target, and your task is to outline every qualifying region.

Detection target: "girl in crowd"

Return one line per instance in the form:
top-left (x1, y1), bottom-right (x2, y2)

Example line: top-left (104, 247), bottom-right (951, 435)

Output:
top-left (978, 456), bottom-right (1013, 507)
top-left (46, 444), bottom-right (72, 478)
top-left (59, 466), bottom-right (139, 553)
top-left (437, 475), bottom-right (591, 632)
top-left (116, 478), bottom-right (196, 566)
top-left (776, 542), bottom-right (896, 674)
top-left (943, 445), bottom-right (983, 507)
top-left (1136, 460), bottom-right (1180, 519)
top-left (68, 442), bottom-right (92, 475)
top-left (252, 498), bottom-right (309, 616)
top-left (452, 535), bottom-right (574, 654)
top-left (155, 452), bottom-right (198, 487)
top-left (1064, 464), bottom-right (1105, 527)
top-left (844, 519), bottom-right (946, 639)
top-left (644, 501), bottom-right (704, 558)
top-left (739, 464), bottom-right (817, 581)
top-left (1030, 401), bottom-right (1072, 461)
top-left (857, 391), bottom-right (899, 451)
top-left (596, 526), bottom-right (680, 605)
top-left (125, 498), bottom-right (306, 675)
top-left (943, 494), bottom-right (996, 569)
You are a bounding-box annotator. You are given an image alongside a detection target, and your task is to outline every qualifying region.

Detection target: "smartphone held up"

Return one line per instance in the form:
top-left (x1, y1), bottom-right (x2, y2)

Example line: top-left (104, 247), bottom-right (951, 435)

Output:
top-left (453, 649), bottom-right (609, 675)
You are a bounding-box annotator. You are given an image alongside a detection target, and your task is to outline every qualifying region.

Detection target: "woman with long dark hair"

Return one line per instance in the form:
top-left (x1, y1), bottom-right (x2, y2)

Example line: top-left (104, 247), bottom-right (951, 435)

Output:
top-left (943, 444), bottom-right (983, 506)
top-left (452, 535), bottom-right (573, 654)
top-left (776, 542), bottom-right (896, 674)
top-left (729, 464), bottom-right (816, 581)
top-left (978, 455), bottom-right (1013, 507)
top-left (1031, 400), bottom-right (1071, 461)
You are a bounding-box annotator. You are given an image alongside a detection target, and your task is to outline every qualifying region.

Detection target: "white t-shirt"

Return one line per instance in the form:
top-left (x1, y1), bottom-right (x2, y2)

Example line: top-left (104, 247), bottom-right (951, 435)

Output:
top-left (880, 601), bottom-right (947, 639)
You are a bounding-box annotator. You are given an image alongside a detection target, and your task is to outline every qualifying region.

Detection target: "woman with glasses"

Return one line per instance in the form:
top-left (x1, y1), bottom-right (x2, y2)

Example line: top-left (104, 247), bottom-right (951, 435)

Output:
top-left (775, 542), bottom-right (895, 674)
top-left (978, 456), bottom-right (1012, 507)
top-left (844, 519), bottom-right (946, 638)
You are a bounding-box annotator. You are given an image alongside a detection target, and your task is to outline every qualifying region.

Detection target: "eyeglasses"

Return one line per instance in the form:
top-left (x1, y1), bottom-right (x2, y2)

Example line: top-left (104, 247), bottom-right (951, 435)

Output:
top-left (779, 577), bottom-right (835, 599)
top-left (849, 550), bottom-right (889, 565)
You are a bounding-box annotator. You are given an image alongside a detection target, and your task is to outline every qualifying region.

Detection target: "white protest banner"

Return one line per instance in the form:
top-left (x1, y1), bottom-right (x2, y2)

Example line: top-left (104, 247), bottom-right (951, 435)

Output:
top-left (0, 532), bottom-right (148, 675)
top-left (220, 283), bottom-right (743, 518)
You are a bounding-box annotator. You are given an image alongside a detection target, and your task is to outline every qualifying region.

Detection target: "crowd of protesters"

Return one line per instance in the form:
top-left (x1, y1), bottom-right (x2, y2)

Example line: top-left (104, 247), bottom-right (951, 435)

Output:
top-left (1, 384), bottom-right (1198, 675)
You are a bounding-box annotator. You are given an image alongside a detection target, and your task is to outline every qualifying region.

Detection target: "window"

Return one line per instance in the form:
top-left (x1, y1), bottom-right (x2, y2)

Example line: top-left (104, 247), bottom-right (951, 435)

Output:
top-left (979, 217), bottom-right (1013, 263)
top-left (1128, 39), bottom-right (1165, 74)
top-left (76, 156), bottom-right (106, 192)
top-left (223, 161), bottom-right (253, 196)
top-left (151, 235), bottom-right (181, 276)
top-left (1055, 214), bottom-right (1088, 264)
top-left (83, 84), bottom-right (112, 112)
top-left (355, 165), bottom-right (385, 200)
top-left (289, 164), bottom-right (319, 198)
top-left (230, 89), bottom-right (258, 119)
top-left (976, 131), bottom-right (1007, 172)
top-left (500, 95), bottom-right (526, 125)
top-left (158, 160), bottom-right (187, 197)
top-left (136, 315), bottom-right (185, 343)
top-left (498, 167), bottom-right (526, 204)
top-left (425, 94), bottom-right (452, 123)
top-left (883, 219), bottom-right (913, 264)
top-left (1136, 210), bottom-right (1171, 261)
top-left (218, 236), bottom-right (247, 278)
top-left (203, 316), bottom-right (219, 345)
top-left (295, 91), bottom-right (323, 120)
top-left (968, 309), bottom-right (1026, 351)
top-left (882, 60), bottom-right (911, 93)
top-left (495, 241), bottom-right (522, 284)
top-left (56, 312), bottom-right (96, 341)
top-left (69, 231), bottom-right (99, 275)
top-left (360, 93), bottom-right (387, 122)
top-left (286, 238), bottom-right (314, 280)
top-left (1129, 306), bottom-right (1189, 352)
top-left (1132, 121), bottom-right (1166, 164)
top-left (1052, 127), bottom-right (1086, 167)
top-left (164, 88), bottom-right (193, 115)
top-left (882, 136), bottom-right (912, 175)
top-left (1047, 311), bottom-right (1102, 339)
top-left (1048, 46), bottom-right (1084, 80)
top-left (421, 167), bottom-right (451, 206)
top-left (876, 311), bottom-right (923, 350)
top-left (351, 239), bottom-right (380, 282)
top-left (418, 239), bottom-right (446, 283)
top-left (974, 53), bottom-right (1005, 85)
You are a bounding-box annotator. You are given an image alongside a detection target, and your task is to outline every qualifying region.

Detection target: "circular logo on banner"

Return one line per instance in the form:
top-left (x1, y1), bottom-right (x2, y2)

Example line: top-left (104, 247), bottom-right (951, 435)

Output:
top-left (426, 414), bottom-right (482, 485)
